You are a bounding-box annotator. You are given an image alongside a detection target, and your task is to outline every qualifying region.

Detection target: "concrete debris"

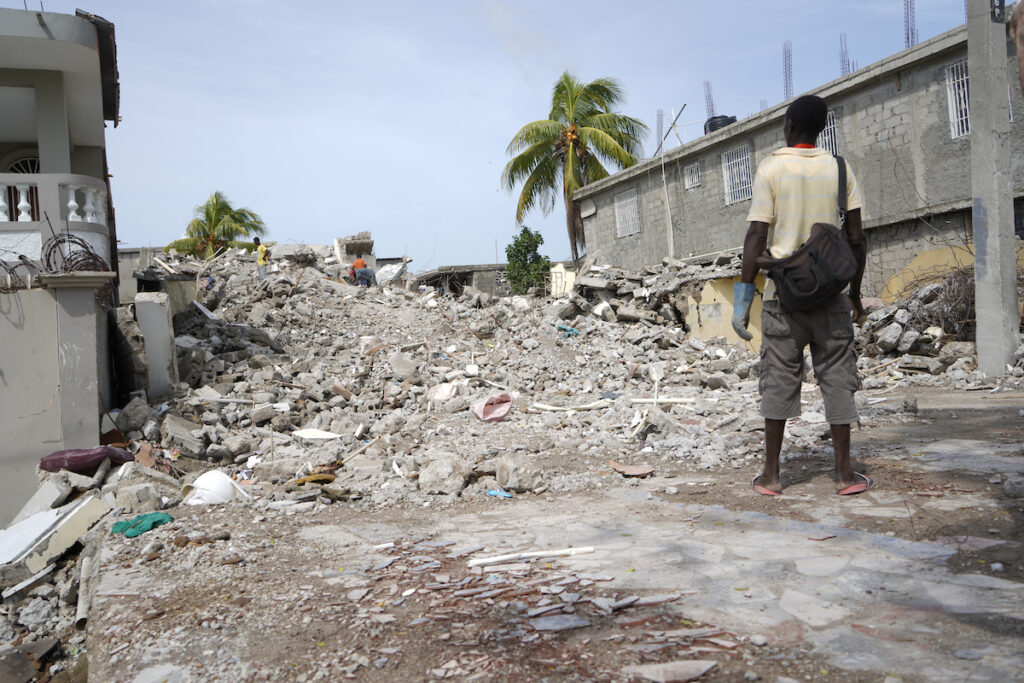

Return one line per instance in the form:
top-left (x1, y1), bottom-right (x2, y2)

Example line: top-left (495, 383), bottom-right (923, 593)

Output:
top-left (5, 241), bottom-right (1024, 681)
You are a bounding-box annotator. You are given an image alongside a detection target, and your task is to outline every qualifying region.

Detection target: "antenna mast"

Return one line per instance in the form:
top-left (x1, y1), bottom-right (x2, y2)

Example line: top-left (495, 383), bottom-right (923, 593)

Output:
top-left (840, 33), bottom-right (851, 76)
top-left (703, 81), bottom-right (716, 119)
top-left (655, 109), bottom-right (664, 156)
top-left (783, 40), bottom-right (793, 100)
top-left (904, 0), bottom-right (918, 48)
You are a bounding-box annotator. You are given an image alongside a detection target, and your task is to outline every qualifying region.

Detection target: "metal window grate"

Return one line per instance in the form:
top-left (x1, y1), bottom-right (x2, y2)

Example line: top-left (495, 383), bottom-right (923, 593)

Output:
top-left (683, 162), bottom-right (701, 189)
top-left (945, 59), bottom-right (970, 139)
top-left (817, 110), bottom-right (839, 155)
top-left (614, 188), bottom-right (641, 238)
top-left (722, 145), bottom-right (753, 205)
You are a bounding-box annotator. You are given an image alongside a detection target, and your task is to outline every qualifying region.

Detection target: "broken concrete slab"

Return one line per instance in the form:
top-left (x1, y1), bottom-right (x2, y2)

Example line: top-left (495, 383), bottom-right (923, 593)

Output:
top-left (11, 478), bottom-right (72, 526)
top-left (0, 495), bottom-right (110, 588)
top-left (160, 414), bottom-right (206, 457)
top-left (621, 659), bottom-right (717, 682)
top-left (134, 292), bottom-right (179, 400)
top-left (418, 455), bottom-right (470, 495)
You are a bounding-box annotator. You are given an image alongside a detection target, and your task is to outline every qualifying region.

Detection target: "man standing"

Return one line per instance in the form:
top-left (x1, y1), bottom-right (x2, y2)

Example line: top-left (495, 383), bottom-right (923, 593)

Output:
top-left (254, 237), bottom-right (270, 279)
top-left (731, 95), bottom-right (871, 496)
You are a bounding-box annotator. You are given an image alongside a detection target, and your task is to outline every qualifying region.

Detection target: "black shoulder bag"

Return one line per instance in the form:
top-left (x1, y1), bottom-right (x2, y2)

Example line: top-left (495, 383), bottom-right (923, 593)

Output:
top-left (755, 155), bottom-right (857, 313)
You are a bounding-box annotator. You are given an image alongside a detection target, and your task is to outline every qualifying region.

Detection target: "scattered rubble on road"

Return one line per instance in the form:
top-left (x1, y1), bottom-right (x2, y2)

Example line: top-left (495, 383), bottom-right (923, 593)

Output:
top-left (2, 244), bottom-right (1023, 681)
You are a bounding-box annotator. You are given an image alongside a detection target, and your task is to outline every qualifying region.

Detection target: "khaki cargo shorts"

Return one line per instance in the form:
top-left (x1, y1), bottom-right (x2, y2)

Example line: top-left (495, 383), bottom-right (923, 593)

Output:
top-left (758, 292), bottom-right (861, 425)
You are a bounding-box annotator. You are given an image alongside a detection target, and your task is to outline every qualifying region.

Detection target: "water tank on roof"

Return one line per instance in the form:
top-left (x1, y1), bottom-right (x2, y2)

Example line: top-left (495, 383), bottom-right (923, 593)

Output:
top-left (704, 115), bottom-right (737, 134)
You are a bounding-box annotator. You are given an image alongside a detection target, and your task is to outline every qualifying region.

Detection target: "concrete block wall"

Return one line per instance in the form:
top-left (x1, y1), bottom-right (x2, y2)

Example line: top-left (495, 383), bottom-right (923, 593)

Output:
top-left (863, 211), bottom-right (971, 295)
top-left (578, 24), bottom-right (1024, 296)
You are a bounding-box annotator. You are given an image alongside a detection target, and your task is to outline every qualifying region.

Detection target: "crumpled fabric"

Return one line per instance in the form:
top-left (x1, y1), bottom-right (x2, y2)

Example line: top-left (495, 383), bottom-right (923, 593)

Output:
top-left (112, 512), bottom-right (174, 538)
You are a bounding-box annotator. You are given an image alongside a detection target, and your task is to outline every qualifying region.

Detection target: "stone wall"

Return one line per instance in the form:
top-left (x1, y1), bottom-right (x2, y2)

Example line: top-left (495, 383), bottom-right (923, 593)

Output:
top-left (577, 23), bottom-right (1024, 297)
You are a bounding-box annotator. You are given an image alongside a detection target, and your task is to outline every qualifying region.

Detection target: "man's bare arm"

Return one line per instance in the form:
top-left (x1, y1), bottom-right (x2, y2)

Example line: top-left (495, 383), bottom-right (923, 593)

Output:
top-left (740, 221), bottom-right (770, 284)
top-left (845, 208), bottom-right (866, 318)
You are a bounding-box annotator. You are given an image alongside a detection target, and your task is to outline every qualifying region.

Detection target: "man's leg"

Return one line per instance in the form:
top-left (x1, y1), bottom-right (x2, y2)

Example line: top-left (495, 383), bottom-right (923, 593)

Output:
top-left (756, 418), bottom-right (787, 493)
top-left (808, 295), bottom-right (862, 491)
top-left (830, 423), bottom-right (856, 490)
top-left (756, 301), bottom-right (807, 493)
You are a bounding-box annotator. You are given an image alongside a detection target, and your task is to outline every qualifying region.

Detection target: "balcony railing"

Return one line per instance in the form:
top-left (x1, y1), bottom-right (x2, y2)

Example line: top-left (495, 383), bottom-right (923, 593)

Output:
top-left (0, 173), bottom-right (108, 227)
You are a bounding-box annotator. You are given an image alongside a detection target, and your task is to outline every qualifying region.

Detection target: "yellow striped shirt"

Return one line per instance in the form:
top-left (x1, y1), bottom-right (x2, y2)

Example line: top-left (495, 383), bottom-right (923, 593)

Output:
top-left (746, 147), bottom-right (863, 258)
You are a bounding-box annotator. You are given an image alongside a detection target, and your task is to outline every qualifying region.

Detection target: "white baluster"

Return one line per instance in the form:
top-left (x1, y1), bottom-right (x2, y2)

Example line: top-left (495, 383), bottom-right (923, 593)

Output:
top-left (0, 185), bottom-right (8, 222)
top-left (97, 190), bottom-right (107, 225)
top-left (83, 188), bottom-right (97, 223)
top-left (16, 185), bottom-right (32, 222)
top-left (66, 185), bottom-right (81, 221)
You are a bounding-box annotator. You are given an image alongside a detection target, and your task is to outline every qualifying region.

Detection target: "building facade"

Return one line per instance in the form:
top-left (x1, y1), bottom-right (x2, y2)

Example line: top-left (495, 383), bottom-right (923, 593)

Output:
top-left (0, 9), bottom-right (120, 526)
top-left (576, 23), bottom-right (1024, 298)
top-left (0, 8), bottom-right (119, 268)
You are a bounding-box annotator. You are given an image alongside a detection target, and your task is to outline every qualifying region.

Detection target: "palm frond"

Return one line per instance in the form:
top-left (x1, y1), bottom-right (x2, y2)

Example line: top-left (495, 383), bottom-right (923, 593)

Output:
top-left (579, 78), bottom-right (625, 110)
top-left (505, 120), bottom-right (563, 155)
top-left (166, 237), bottom-right (200, 254)
top-left (502, 140), bottom-right (557, 191)
top-left (582, 154), bottom-right (610, 184)
top-left (584, 112), bottom-right (649, 148)
top-left (577, 127), bottom-right (638, 170)
top-left (515, 153), bottom-right (560, 223)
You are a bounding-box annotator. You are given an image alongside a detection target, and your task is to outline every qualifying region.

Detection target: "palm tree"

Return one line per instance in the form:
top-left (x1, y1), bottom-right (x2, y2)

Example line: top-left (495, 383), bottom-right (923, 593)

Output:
top-left (166, 191), bottom-right (267, 258)
top-left (502, 72), bottom-right (647, 261)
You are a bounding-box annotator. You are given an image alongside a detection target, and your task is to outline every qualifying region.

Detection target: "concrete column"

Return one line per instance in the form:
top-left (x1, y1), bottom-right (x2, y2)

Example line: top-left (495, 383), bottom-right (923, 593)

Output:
top-left (134, 292), bottom-right (178, 400)
top-left (40, 273), bottom-right (117, 449)
top-left (968, 0), bottom-right (1020, 375)
top-left (34, 72), bottom-right (72, 174)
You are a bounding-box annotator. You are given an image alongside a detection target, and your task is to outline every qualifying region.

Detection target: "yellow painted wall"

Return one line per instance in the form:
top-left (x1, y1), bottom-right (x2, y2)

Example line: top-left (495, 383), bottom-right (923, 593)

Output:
top-left (882, 243), bottom-right (1024, 303)
top-left (684, 273), bottom-right (768, 348)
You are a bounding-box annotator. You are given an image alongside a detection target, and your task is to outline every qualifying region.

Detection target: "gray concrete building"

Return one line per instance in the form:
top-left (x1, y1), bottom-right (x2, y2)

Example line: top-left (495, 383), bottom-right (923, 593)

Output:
top-left (576, 22), bottom-right (1024, 299)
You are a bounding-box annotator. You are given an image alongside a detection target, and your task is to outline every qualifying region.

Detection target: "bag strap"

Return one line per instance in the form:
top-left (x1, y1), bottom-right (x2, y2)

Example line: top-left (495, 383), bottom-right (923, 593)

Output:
top-left (835, 154), bottom-right (847, 231)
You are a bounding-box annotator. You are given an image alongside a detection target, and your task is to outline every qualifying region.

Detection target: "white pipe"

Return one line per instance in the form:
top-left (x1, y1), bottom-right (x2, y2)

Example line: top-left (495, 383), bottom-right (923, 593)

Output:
top-left (468, 546), bottom-right (595, 568)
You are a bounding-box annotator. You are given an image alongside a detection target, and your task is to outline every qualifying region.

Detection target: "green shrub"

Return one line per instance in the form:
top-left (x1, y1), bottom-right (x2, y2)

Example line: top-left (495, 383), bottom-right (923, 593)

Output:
top-left (505, 226), bottom-right (551, 295)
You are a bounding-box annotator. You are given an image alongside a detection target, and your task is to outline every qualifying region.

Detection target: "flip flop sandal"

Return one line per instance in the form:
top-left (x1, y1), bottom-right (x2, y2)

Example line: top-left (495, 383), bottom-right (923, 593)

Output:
top-left (751, 475), bottom-right (780, 496)
top-left (837, 472), bottom-right (873, 496)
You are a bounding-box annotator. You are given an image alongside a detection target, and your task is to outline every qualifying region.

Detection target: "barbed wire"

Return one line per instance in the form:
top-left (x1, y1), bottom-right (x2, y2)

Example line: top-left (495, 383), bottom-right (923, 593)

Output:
top-left (41, 232), bottom-right (110, 273)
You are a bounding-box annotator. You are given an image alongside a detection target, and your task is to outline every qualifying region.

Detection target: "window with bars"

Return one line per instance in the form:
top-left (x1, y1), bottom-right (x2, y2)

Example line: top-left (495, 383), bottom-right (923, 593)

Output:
top-left (614, 187), bottom-right (641, 238)
top-left (722, 145), bottom-right (753, 205)
top-left (816, 110), bottom-right (839, 155)
top-left (945, 59), bottom-right (970, 139)
top-left (683, 162), bottom-right (701, 189)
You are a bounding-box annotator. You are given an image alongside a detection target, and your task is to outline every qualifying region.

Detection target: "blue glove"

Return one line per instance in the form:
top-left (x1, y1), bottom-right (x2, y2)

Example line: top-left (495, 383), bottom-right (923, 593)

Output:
top-left (731, 282), bottom-right (755, 341)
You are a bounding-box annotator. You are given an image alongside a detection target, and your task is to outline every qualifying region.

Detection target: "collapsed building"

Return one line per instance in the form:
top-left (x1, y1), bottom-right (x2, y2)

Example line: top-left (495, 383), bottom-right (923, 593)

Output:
top-left (2, 6), bottom-right (1024, 680)
top-left (2, 240), bottom-right (1023, 678)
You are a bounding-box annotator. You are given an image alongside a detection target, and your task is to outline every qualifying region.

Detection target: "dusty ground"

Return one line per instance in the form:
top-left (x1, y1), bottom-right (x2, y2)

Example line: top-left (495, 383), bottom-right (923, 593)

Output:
top-left (72, 387), bottom-right (1024, 683)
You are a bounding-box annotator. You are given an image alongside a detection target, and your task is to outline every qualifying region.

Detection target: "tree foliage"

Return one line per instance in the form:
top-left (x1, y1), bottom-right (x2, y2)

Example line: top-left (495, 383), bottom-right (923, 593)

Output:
top-left (166, 191), bottom-right (266, 258)
top-left (502, 72), bottom-right (647, 261)
top-left (505, 226), bottom-right (551, 295)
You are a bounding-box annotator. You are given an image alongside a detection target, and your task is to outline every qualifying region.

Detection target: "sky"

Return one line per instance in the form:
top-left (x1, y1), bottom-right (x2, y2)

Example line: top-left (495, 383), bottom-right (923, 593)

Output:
top-left (9, 0), bottom-right (968, 271)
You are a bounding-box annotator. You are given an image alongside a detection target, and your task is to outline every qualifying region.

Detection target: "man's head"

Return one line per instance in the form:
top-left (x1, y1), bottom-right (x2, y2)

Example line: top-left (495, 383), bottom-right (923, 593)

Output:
top-left (783, 95), bottom-right (828, 146)
top-left (253, 237), bottom-right (261, 246)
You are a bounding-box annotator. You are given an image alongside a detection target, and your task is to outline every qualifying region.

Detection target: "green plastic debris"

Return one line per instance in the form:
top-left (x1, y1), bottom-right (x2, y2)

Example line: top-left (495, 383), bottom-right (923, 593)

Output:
top-left (111, 512), bottom-right (174, 538)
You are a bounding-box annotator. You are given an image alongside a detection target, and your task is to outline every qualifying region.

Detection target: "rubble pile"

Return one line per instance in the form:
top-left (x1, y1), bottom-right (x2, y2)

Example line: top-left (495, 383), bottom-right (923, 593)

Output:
top-left (856, 275), bottom-right (1024, 388)
top-left (4, 245), bottom-right (1023, 679)
top-left (550, 252), bottom-right (741, 326)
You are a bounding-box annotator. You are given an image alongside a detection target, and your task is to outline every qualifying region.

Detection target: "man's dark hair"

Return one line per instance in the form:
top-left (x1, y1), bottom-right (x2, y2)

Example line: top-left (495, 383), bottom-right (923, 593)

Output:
top-left (253, 237), bottom-right (261, 245)
top-left (785, 95), bottom-right (828, 136)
